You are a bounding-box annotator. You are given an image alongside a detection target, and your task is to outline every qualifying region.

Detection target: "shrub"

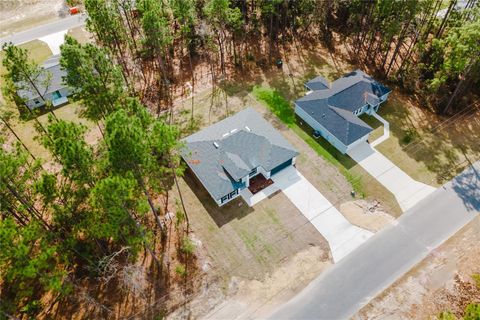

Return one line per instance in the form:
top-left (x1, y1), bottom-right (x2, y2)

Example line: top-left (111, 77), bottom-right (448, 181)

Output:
top-left (402, 128), bottom-right (418, 144)
top-left (180, 236), bottom-right (195, 255)
top-left (437, 311), bottom-right (456, 320)
top-left (464, 303), bottom-right (480, 320)
top-left (472, 273), bottom-right (480, 288)
top-left (175, 264), bottom-right (187, 277)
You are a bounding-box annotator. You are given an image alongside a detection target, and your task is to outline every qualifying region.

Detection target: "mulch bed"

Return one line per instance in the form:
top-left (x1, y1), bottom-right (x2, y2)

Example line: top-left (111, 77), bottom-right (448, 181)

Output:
top-left (248, 174), bottom-right (274, 194)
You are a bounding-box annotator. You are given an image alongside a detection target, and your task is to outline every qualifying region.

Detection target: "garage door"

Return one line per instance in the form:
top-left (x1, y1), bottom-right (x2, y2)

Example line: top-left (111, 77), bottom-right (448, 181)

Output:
top-left (271, 159), bottom-right (292, 176)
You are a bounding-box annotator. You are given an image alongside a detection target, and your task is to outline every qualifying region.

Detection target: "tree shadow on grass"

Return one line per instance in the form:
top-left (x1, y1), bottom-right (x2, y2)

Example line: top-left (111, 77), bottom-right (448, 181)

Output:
top-left (378, 93), bottom-right (480, 184)
top-left (182, 169), bottom-right (253, 228)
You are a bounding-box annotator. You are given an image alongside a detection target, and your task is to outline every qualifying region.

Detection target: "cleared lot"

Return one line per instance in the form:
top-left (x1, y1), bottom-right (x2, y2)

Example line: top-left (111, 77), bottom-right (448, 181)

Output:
top-left (179, 170), bottom-right (330, 280)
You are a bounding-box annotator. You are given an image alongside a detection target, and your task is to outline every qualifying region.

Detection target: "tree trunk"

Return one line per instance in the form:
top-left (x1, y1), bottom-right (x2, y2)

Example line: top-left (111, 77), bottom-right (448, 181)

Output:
top-left (0, 115), bottom-right (36, 160)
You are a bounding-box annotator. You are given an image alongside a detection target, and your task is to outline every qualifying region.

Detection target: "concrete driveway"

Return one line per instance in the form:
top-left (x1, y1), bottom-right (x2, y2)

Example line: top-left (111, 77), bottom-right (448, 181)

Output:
top-left (348, 142), bottom-right (436, 212)
top-left (271, 166), bottom-right (373, 262)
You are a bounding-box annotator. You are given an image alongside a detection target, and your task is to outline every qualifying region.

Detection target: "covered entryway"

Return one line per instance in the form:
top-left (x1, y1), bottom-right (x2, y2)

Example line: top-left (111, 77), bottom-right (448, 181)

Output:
top-left (248, 173), bottom-right (274, 194)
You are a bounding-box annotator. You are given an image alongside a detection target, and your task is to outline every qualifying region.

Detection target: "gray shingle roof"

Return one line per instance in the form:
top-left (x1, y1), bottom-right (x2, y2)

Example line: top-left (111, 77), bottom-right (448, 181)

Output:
top-left (296, 70), bottom-right (391, 145)
top-left (181, 108), bottom-right (299, 201)
top-left (16, 55), bottom-right (67, 101)
top-left (305, 75), bottom-right (330, 91)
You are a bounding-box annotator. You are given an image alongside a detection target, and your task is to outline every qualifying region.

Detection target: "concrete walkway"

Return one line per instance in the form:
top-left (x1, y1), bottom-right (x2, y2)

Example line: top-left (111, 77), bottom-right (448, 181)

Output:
top-left (271, 166), bottom-right (374, 262)
top-left (348, 142), bottom-right (436, 212)
top-left (370, 112), bottom-right (390, 147)
top-left (269, 162), bottom-right (480, 320)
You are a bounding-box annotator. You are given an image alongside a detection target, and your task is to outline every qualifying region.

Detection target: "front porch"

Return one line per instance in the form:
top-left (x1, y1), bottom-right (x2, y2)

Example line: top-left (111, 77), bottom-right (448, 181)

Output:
top-left (248, 173), bottom-right (274, 194)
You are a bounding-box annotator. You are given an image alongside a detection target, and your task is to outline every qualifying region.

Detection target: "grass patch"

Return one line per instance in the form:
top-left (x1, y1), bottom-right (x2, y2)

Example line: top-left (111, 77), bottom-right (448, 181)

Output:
top-left (7, 102), bottom-right (95, 160)
top-left (358, 113), bottom-right (384, 142)
top-left (252, 85), bottom-right (295, 126)
top-left (472, 274), bottom-right (480, 288)
top-left (0, 40), bottom-right (53, 91)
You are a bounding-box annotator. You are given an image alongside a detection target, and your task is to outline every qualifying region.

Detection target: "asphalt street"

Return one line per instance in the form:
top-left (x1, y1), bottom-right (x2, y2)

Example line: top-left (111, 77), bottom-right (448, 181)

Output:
top-left (0, 14), bottom-right (86, 48)
top-left (269, 162), bottom-right (480, 320)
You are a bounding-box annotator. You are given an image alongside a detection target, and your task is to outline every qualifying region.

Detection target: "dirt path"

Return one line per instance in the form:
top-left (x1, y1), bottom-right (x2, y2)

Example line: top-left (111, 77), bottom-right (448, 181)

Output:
top-left (354, 216), bottom-right (480, 319)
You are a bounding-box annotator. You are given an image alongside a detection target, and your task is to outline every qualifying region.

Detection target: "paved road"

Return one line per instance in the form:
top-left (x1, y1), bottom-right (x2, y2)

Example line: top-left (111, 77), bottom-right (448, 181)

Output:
top-left (0, 15), bottom-right (86, 48)
top-left (269, 162), bottom-right (480, 320)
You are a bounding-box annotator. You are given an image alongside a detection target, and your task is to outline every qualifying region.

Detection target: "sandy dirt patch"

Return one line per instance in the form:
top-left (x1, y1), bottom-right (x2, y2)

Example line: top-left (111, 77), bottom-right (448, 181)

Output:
top-left (168, 245), bottom-right (332, 319)
top-left (340, 200), bottom-right (395, 232)
top-left (354, 216), bottom-right (480, 319)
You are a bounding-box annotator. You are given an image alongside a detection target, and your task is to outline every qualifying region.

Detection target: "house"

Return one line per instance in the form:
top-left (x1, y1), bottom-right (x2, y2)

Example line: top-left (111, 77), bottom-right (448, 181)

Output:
top-left (181, 108), bottom-right (299, 206)
top-left (16, 55), bottom-right (72, 110)
top-left (295, 70), bottom-right (391, 154)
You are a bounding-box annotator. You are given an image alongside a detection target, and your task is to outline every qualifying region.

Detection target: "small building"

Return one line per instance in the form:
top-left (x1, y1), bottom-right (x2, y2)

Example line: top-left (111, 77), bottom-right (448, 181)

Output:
top-left (16, 55), bottom-right (72, 110)
top-left (295, 70), bottom-right (391, 154)
top-left (181, 108), bottom-right (299, 206)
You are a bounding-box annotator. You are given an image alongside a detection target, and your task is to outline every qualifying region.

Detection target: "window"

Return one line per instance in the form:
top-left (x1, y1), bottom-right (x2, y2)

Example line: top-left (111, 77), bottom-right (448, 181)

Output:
top-left (249, 167), bottom-right (257, 177)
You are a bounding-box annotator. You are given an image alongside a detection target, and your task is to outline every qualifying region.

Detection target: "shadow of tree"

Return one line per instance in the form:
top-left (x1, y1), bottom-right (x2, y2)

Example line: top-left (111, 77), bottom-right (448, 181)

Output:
top-left (182, 169), bottom-right (254, 227)
top-left (452, 163), bottom-right (480, 212)
top-left (378, 93), bottom-right (480, 184)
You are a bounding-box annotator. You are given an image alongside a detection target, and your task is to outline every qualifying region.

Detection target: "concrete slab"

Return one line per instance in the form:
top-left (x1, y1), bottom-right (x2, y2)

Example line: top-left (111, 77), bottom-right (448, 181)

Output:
top-left (348, 142), bottom-right (436, 212)
top-left (271, 166), bottom-right (374, 262)
top-left (240, 183), bottom-right (280, 207)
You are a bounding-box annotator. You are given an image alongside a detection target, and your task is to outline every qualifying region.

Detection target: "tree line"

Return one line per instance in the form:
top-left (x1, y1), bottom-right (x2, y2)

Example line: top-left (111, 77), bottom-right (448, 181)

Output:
top-left (1, 39), bottom-right (192, 318)
top-left (79, 0), bottom-right (479, 115)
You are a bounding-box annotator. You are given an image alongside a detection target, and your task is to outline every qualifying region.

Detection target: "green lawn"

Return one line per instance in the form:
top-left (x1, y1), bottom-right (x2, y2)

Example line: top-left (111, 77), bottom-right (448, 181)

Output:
top-left (9, 102), bottom-right (95, 160)
top-left (359, 113), bottom-right (384, 142)
top-left (251, 85), bottom-right (402, 216)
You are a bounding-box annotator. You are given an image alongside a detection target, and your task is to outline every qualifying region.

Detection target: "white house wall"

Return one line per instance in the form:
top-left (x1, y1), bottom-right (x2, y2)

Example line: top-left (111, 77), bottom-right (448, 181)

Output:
top-left (295, 104), bottom-right (349, 153)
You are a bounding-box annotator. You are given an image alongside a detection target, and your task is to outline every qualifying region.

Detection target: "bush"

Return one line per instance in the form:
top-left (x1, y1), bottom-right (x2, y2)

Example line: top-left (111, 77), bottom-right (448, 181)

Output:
top-left (472, 273), bottom-right (480, 288)
top-left (464, 303), bottom-right (480, 320)
top-left (402, 128), bottom-right (418, 144)
top-left (175, 264), bottom-right (187, 277)
top-left (438, 311), bottom-right (456, 320)
top-left (180, 236), bottom-right (195, 255)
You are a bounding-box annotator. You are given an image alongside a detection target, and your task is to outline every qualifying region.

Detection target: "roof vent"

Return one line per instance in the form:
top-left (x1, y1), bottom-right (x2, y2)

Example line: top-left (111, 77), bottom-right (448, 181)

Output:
top-left (213, 142), bottom-right (220, 148)
top-left (322, 114), bottom-right (326, 118)
top-left (245, 126), bottom-right (251, 132)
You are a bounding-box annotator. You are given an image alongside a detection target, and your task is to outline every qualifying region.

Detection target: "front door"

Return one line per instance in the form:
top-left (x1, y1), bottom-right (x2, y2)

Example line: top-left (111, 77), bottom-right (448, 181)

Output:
top-left (52, 90), bottom-right (62, 100)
